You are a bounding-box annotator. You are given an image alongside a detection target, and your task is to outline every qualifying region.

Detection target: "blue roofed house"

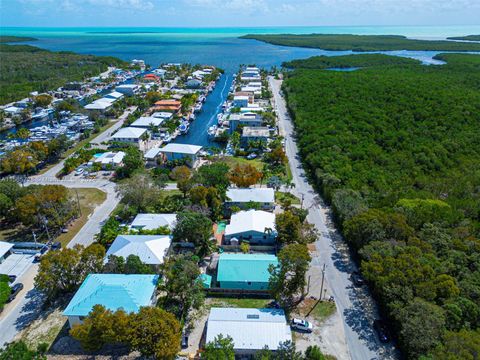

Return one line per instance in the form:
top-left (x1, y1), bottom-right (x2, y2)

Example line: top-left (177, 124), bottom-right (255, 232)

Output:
top-left (63, 274), bottom-right (158, 327)
top-left (216, 253), bottom-right (278, 290)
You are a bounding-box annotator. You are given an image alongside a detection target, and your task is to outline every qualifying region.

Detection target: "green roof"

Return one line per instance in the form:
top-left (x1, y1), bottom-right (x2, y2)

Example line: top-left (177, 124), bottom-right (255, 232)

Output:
top-left (198, 273), bottom-right (212, 288)
top-left (217, 253), bottom-right (278, 283)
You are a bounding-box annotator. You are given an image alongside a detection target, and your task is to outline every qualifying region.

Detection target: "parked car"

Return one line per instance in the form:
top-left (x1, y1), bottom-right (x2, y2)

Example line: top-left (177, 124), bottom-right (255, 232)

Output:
top-left (373, 320), bottom-right (391, 343)
top-left (351, 271), bottom-right (365, 287)
top-left (51, 241), bottom-right (62, 250)
top-left (7, 283), bottom-right (24, 303)
top-left (33, 254), bottom-right (42, 263)
top-left (181, 333), bottom-right (188, 349)
top-left (74, 167), bottom-right (84, 176)
top-left (290, 318), bottom-right (314, 333)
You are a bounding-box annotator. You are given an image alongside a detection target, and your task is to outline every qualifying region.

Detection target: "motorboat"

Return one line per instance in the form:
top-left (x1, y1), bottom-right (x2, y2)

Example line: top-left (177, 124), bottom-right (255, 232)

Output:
top-left (207, 125), bottom-right (217, 139)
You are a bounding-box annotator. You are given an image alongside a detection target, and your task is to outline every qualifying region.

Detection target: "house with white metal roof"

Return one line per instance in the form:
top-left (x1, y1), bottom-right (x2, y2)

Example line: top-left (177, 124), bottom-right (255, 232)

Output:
top-left (84, 99), bottom-right (114, 112)
top-left (131, 116), bottom-right (165, 129)
top-left (224, 210), bottom-right (276, 245)
top-left (90, 151), bottom-right (125, 169)
top-left (130, 213), bottom-right (177, 231)
top-left (241, 126), bottom-right (270, 147)
top-left (105, 235), bottom-right (171, 265)
top-left (0, 241), bottom-right (13, 264)
top-left (111, 127), bottom-right (147, 146)
top-left (206, 307), bottom-right (292, 356)
top-left (104, 91), bottom-right (124, 101)
top-left (63, 274), bottom-right (158, 327)
top-left (158, 143), bottom-right (203, 167)
top-left (225, 188), bottom-right (275, 211)
top-left (229, 112), bottom-right (263, 133)
top-left (116, 84), bottom-right (141, 96)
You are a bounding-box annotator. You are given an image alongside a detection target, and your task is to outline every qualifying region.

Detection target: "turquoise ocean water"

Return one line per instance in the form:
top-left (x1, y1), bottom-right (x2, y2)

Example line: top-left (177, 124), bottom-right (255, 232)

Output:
top-left (1, 25), bottom-right (479, 146)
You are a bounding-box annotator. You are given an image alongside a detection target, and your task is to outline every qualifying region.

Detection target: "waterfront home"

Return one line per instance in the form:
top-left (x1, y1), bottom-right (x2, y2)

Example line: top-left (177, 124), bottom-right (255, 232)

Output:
top-left (240, 105), bottom-right (264, 113)
top-left (144, 147), bottom-right (163, 166)
top-left (90, 151), bottom-right (125, 169)
top-left (152, 68), bottom-right (167, 77)
top-left (151, 111), bottom-right (173, 120)
top-left (116, 84), bottom-right (141, 96)
top-left (206, 307), bottom-right (291, 356)
top-left (225, 188), bottom-right (275, 211)
top-left (0, 241), bottom-right (13, 264)
top-left (104, 91), bottom-right (124, 101)
top-left (153, 99), bottom-right (182, 113)
top-left (111, 127), bottom-right (147, 147)
top-left (131, 116), bottom-right (165, 129)
top-left (216, 253), bottom-right (278, 290)
top-left (130, 213), bottom-right (177, 231)
top-left (229, 112), bottom-right (263, 134)
top-left (84, 98), bottom-right (114, 112)
top-left (105, 235), bottom-right (171, 265)
top-left (186, 79), bottom-right (202, 89)
top-left (233, 95), bottom-right (250, 108)
top-left (143, 73), bottom-right (160, 82)
top-left (63, 274), bottom-right (158, 327)
top-left (3, 106), bottom-right (23, 115)
top-left (224, 210), bottom-right (276, 245)
top-left (158, 143), bottom-right (202, 167)
top-left (241, 126), bottom-right (270, 147)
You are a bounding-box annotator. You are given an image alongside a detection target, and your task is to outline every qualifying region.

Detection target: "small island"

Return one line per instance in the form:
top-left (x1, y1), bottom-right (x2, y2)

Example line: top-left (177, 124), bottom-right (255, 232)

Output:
top-left (240, 33), bottom-right (480, 52)
top-left (447, 34), bottom-right (480, 41)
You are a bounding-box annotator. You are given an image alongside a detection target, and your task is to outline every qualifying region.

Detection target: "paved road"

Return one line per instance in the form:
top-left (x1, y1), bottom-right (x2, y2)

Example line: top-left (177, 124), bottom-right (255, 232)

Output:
top-left (269, 77), bottom-right (398, 360)
top-left (90, 106), bottom-right (137, 145)
top-left (0, 263), bottom-right (43, 347)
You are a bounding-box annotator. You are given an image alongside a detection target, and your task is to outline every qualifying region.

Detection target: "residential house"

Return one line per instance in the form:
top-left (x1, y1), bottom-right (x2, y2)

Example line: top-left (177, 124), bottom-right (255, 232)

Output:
top-left (186, 79), bottom-right (202, 89)
top-left (224, 210), bottom-right (276, 245)
top-left (241, 126), bottom-right (270, 147)
top-left (216, 253), bottom-right (278, 290)
top-left (233, 95), bottom-right (250, 108)
top-left (104, 91), bottom-right (124, 101)
top-left (63, 274), bottom-right (158, 327)
top-left (0, 241), bottom-right (13, 264)
top-left (90, 151), bottom-right (125, 169)
top-left (105, 235), bottom-right (171, 265)
top-left (158, 143), bottom-right (202, 166)
top-left (116, 84), bottom-right (141, 96)
top-left (130, 213), bottom-right (177, 231)
top-left (111, 127), bottom-right (147, 146)
top-left (225, 188), bottom-right (275, 211)
top-left (153, 99), bottom-right (182, 113)
top-left (131, 116), bottom-right (165, 129)
top-left (228, 112), bottom-right (263, 134)
top-left (144, 147), bottom-right (163, 166)
top-left (206, 307), bottom-right (292, 356)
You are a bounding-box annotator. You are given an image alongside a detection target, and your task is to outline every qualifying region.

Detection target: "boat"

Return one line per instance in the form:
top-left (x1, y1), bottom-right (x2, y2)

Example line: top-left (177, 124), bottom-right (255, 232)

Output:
top-left (194, 103), bottom-right (202, 113)
top-left (217, 113), bottom-right (224, 125)
top-left (178, 121), bottom-right (189, 135)
top-left (189, 113), bottom-right (196, 121)
top-left (207, 125), bottom-right (217, 139)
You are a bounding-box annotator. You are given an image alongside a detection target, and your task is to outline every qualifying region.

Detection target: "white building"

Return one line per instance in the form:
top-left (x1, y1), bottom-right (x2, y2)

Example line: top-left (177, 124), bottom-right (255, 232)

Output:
top-left (151, 112), bottom-right (173, 120)
top-left (0, 241), bottom-right (13, 264)
top-left (224, 210), bottom-right (276, 245)
top-left (84, 99), bottom-right (114, 112)
top-left (104, 91), bottom-right (124, 101)
top-left (90, 151), bottom-right (125, 169)
top-left (225, 188), bottom-right (275, 211)
top-left (116, 84), bottom-right (141, 96)
top-left (206, 308), bottom-right (292, 356)
top-left (111, 127), bottom-right (147, 146)
top-left (106, 235), bottom-right (172, 265)
top-left (158, 143), bottom-right (203, 167)
top-left (131, 116), bottom-right (165, 129)
top-left (241, 126), bottom-right (270, 146)
top-left (130, 213), bottom-right (177, 231)
top-left (229, 112), bottom-right (263, 133)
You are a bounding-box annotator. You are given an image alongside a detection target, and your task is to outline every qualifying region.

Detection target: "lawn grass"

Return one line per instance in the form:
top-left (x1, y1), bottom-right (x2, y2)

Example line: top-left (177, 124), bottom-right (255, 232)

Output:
top-left (222, 156), bottom-right (264, 171)
top-left (275, 191), bottom-right (300, 205)
top-left (55, 188), bottom-right (106, 247)
top-left (206, 297), bottom-right (272, 309)
top-left (297, 298), bottom-right (336, 323)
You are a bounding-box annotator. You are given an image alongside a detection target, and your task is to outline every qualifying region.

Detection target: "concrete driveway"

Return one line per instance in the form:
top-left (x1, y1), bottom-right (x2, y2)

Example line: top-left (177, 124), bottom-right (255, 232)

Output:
top-left (0, 253), bottom-right (35, 279)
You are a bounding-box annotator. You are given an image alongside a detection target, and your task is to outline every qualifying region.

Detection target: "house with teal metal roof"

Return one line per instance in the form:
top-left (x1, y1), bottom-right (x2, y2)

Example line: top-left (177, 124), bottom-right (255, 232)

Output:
top-left (63, 274), bottom-right (158, 327)
top-left (216, 253), bottom-right (278, 290)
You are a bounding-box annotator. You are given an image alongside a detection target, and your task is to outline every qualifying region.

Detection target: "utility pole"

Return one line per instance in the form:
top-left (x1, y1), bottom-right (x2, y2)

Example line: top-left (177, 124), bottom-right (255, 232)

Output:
top-left (300, 193), bottom-right (305, 209)
top-left (319, 264), bottom-right (326, 301)
top-left (75, 188), bottom-right (82, 216)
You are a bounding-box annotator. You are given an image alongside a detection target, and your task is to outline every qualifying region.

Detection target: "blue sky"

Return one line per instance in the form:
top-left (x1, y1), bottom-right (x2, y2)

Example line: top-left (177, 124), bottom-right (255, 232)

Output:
top-left (1, 0), bottom-right (479, 28)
